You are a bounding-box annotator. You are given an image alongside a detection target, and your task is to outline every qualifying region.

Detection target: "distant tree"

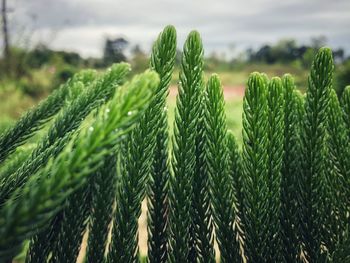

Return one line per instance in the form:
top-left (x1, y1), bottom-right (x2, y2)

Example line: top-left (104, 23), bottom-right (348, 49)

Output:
top-left (23, 44), bottom-right (83, 69)
top-left (271, 39), bottom-right (298, 63)
top-left (245, 36), bottom-right (345, 67)
top-left (24, 44), bottom-right (53, 68)
top-left (103, 37), bottom-right (128, 66)
top-left (333, 49), bottom-right (345, 63)
top-left (253, 45), bottom-right (274, 63)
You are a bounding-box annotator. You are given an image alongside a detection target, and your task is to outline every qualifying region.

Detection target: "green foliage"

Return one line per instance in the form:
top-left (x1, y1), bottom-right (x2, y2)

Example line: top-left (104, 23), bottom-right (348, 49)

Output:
top-left (48, 185), bottom-right (91, 262)
top-left (205, 74), bottom-right (238, 262)
top-left (241, 72), bottom-right (270, 262)
top-left (1, 27), bottom-right (349, 263)
top-left (107, 26), bottom-right (176, 263)
top-left (0, 70), bottom-right (95, 164)
top-left (226, 131), bottom-right (243, 240)
top-left (0, 63), bottom-right (129, 206)
top-left (298, 47), bottom-right (333, 262)
top-left (147, 25), bottom-right (177, 263)
top-left (266, 77), bottom-right (284, 262)
top-left (86, 154), bottom-right (117, 263)
top-left (280, 74), bottom-right (303, 262)
top-left (0, 145), bottom-right (34, 180)
top-left (0, 70), bottom-right (158, 261)
top-left (341, 86), bottom-right (350, 138)
top-left (325, 89), bottom-right (350, 253)
top-left (191, 92), bottom-right (215, 262)
top-left (168, 30), bottom-right (204, 263)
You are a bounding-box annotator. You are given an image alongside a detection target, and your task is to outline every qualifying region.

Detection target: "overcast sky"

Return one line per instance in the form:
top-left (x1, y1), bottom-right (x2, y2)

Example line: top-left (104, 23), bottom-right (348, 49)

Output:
top-left (8, 0), bottom-right (350, 58)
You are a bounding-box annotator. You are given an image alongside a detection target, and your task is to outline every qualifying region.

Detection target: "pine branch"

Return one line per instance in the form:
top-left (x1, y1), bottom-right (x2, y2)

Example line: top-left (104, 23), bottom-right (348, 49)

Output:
top-left (168, 31), bottom-right (204, 263)
top-left (0, 63), bottom-right (130, 206)
top-left (227, 131), bottom-right (243, 214)
top-left (8, 70), bottom-right (159, 263)
top-left (325, 89), bottom-right (350, 253)
top-left (340, 86), bottom-right (350, 214)
top-left (147, 25), bottom-right (177, 263)
top-left (25, 213), bottom-right (62, 263)
top-left (205, 74), bottom-right (239, 263)
top-left (107, 140), bottom-right (141, 263)
top-left (330, 233), bottom-right (350, 262)
top-left (0, 145), bottom-right (34, 181)
top-left (241, 72), bottom-right (269, 262)
top-left (49, 186), bottom-right (91, 262)
top-left (340, 85), bottom-right (350, 216)
top-left (266, 77), bottom-right (284, 262)
top-left (106, 63), bottom-right (165, 262)
top-left (0, 70), bottom-right (96, 164)
top-left (107, 28), bottom-right (176, 263)
top-left (0, 136), bottom-right (69, 206)
top-left (280, 74), bottom-right (303, 263)
top-left (341, 86), bottom-right (350, 139)
top-left (192, 92), bottom-right (215, 263)
top-left (47, 126), bottom-right (116, 263)
top-left (227, 130), bottom-right (244, 251)
top-left (298, 47), bottom-right (333, 262)
top-left (86, 154), bottom-right (117, 263)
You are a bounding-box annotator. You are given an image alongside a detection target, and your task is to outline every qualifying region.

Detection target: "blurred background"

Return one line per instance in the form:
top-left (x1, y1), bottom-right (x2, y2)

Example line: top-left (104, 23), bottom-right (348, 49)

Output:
top-left (0, 0), bottom-right (350, 137)
top-left (1, 1), bottom-right (350, 260)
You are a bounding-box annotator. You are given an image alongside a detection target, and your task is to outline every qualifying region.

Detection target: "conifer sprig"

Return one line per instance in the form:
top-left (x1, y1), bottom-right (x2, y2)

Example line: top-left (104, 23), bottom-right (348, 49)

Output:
top-left (107, 27), bottom-right (176, 263)
top-left (147, 25), bottom-right (177, 263)
top-left (340, 86), bottom-right (350, 212)
top-left (280, 75), bottom-right (303, 263)
top-left (326, 89), bottom-right (350, 250)
top-left (341, 86), bottom-right (350, 139)
top-left (191, 94), bottom-right (215, 262)
top-left (0, 70), bottom-right (96, 164)
top-left (107, 139), bottom-right (142, 263)
top-left (49, 187), bottom-right (91, 262)
top-left (168, 31), bottom-right (204, 263)
top-left (205, 74), bottom-right (239, 263)
top-left (0, 63), bottom-right (130, 205)
top-left (227, 131), bottom-right (244, 241)
top-left (0, 70), bottom-right (159, 262)
top-left (0, 145), bottom-right (33, 181)
top-left (266, 77), bottom-right (284, 262)
top-left (298, 47), bottom-right (333, 261)
top-left (86, 154), bottom-right (117, 263)
top-left (241, 72), bottom-right (269, 262)
top-left (25, 212), bottom-right (62, 263)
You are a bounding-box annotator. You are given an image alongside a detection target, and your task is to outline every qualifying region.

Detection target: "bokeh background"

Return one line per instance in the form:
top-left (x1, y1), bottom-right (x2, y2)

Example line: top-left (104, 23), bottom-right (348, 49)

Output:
top-left (1, 0), bottom-right (350, 260)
